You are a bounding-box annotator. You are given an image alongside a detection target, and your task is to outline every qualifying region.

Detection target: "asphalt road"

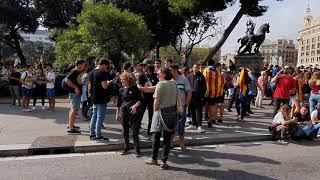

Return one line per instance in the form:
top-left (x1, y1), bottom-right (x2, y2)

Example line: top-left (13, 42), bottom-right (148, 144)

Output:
top-left (1, 140), bottom-right (319, 180)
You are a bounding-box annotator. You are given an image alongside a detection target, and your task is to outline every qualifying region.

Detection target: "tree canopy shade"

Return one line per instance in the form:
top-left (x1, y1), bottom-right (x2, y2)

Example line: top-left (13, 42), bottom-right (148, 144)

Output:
top-left (110, 0), bottom-right (186, 58)
top-left (169, 0), bottom-right (283, 64)
top-left (55, 3), bottom-right (152, 69)
top-left (34, 0), bottom-right (83, 29)
top-left (0, 0), bottom-right (40, 65)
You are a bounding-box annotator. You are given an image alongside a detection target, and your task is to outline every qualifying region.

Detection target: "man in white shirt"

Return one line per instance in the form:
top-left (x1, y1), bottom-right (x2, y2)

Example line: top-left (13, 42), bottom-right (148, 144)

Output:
top-left (46, 63), bottom-right (56, 111)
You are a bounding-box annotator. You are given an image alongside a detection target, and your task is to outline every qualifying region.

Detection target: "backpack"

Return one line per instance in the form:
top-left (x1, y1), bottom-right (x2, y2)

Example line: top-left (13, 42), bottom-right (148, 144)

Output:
top-left (61, 77), bottom-right (69, 91)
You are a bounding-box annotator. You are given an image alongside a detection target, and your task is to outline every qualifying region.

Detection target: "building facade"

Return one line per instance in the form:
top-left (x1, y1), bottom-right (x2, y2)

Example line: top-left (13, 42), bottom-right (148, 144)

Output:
top-left (260, 39), bottom-right (298, 67)
top-left (297, 6), bottom-right (320, 67)
top-left (20, 30), bottom-right (53, 46)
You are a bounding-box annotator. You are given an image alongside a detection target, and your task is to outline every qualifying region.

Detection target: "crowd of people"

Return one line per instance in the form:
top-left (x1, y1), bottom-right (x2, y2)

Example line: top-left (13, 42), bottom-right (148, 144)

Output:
top-left (5, 56), bottom-right (320, 169)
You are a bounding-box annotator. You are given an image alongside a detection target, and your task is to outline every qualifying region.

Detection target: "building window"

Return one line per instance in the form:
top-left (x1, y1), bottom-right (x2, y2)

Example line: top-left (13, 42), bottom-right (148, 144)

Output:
top-left (318, 43), bottom-right (320, 48)
top-left (302, 46), bottom-right (305, 51)
top-left (307, 39), bottom-right (310, 44)
top-left (312, 44), bottom-right (316, 49)
top-left (307, 46), bottom-right (310, 50)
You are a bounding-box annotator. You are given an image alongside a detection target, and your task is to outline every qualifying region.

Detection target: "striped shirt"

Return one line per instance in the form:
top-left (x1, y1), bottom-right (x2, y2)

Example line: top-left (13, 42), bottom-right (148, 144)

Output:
top-left (203, 66), bottom-right (225, 98)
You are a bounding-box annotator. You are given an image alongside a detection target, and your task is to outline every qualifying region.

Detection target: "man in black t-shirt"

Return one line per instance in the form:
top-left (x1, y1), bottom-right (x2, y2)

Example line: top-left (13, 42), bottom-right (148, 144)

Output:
top-left (65, 59), bottom-right (86, 134)
top-left (88, 58), bottom-right (112, 141)
top-left (9, 66), bottom-right (21, 106)
top-left (137, 64), bottom-right (158, 135)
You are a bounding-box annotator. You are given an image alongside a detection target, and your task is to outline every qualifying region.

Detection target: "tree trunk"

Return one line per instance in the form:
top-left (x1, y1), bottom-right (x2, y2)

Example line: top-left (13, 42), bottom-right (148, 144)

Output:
top-left (14, 38), bottom-right (27, 66)
top-left (156, 44), bottom-right (160, 59)
top-left (202, 8), bottom-right (245, 64)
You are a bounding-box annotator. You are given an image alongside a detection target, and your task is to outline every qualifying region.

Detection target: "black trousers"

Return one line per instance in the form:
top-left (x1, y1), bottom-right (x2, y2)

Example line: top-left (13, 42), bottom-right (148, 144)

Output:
top-left (226, 88), bottom-right (237, 110)
top-left (121, 110), bottom-right (141, 152)
top-left (141, 96), bottom-right (154, 134)
top-left (246, 95), bottom-right (255, 112)
top-left (235, 98), bottom-right (247, 119)
top-left (33, 85), bottom-right (46, 106)
top-left (190, 100), bottom-right (203, 127)
top-left (152, 131), bottom-right (172, 163)
top-left (273, 98), bottom-right (289, 117)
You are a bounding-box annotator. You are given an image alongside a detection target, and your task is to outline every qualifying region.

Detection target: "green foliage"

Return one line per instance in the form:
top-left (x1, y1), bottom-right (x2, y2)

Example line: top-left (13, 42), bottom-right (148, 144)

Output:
top-left (34, 0), bottom-right (83, 29)
top-left (111, 0), bottom-right (185, 53)
top-left (55, 3), bottom-right (152, 69)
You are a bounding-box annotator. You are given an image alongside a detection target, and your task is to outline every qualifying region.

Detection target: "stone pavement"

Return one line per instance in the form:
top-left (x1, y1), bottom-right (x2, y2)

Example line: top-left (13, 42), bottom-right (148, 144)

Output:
top-left (0, 99), bottom-right (273, 157)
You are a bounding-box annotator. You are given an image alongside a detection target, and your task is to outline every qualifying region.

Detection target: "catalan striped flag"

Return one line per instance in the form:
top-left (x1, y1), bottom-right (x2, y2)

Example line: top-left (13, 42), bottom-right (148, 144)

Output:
top-left (203, 66), bottom-right (225, 98)
top-left (239, 68), bottom-right (248, 99)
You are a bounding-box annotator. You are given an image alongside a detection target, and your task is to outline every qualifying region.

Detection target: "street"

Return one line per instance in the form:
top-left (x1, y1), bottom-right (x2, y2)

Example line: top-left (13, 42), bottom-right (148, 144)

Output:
top-left (1, 140), bottom-right (319, 180)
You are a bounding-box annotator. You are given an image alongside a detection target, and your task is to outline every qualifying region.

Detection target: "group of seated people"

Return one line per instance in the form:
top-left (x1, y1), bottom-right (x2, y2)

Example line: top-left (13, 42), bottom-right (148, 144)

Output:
top-left (271, 103), bottom-right (320, 143)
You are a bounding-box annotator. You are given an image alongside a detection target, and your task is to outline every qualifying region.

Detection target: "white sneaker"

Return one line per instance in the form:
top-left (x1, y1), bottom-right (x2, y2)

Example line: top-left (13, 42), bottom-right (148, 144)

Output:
top-left (186, 125), bottom-right (197, 130)
top-left (32, 106), bottom-right (36, 110)
top-left (278, 140), bottom-right (288, 144)
top-left (198, 127), bottom-right (205, 133)
top-left (317, 134), bottom-right (320, 138)
top-left (26, 108), bottom-right (33, 112)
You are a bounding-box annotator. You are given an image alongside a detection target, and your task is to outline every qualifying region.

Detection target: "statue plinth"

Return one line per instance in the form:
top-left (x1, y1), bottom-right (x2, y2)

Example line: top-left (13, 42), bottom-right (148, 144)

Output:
top-left (234, 54), bottom-right (264, 71)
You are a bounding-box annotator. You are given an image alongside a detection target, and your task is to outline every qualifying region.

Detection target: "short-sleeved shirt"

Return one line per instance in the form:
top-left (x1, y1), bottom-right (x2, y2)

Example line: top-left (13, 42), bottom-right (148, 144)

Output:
top-left (9, 71), bottom-right (20, 86)
top-left (273, 75), bottom-right (295, 99)
top-left (273, 112), bottom-right (285, 124)
top-left (46, 71), bottom-right (55, 89)
top-left (175, 75), bottom-right (191, 106)
top-left (153, 80), bottom-right (177, 109)
top-left (65, 69), bottom-right (82, 94)
top-left (89, 69), bottom-right (109, 104)
top-left (117, 85), bottom-right (141, 110)
top-left (21, 71), bottom-right (33, 89)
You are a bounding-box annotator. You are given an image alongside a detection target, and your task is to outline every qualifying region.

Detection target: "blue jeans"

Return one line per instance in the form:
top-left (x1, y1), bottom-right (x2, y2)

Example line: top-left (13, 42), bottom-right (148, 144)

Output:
top-left (177, 105), bottom-right (187, 136)
top-left (90, 104), bottom-right (107, 137)
top-left (313, 123), bottom-right (320, 135)
top-left (309, 93), bottom-right (320, 113)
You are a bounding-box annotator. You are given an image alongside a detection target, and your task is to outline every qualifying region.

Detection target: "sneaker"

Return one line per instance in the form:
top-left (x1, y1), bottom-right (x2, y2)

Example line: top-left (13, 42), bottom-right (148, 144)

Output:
top-left (217, 119), bottom-right (223, 123)
top-left (247, 111), bottom-right (254, 114)
top-left (198, 126), bottom-right (205, 133)
top-left (159, 161), bottom-right (169, 170)
top-left (26, 108), bottom-right (33, 112)
top-left (67, 126), bottom-right (80, 130)
top-left (32, 106), bottom-right (36, 110)
top-left (42, 106), bottom-right (46, 110)
top-left (96, 136), bottom-right (109, 142)
top-left (135, 151), bottom-right (142, 158)
top-left (317, 134), bottom-right (320, 138)
top-left (145, 158), bottom-right (158, 165)
top-left (226, 108), bottom-right (232, 112)
top-left (278, 140), bottom-right (288, 144)
top-left (121, 149), bottom-right (130, 155)
top-left (89, 135), bottom-right (96, 140)
top-left (67, 128), bottom-right (81, 134)
top-left (101, 124), bottom-right (106, 129)
top-left (186, 125), bottom-right (197, 130)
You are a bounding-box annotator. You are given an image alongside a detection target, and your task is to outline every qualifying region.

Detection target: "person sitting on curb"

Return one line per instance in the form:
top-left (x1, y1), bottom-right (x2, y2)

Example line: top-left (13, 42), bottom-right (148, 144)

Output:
top-left (310, 103), bottom-right (320, 138)
top-left (272, 104), bottom-right (297, 144)
top-left (292, 104), bottom-right (314, 139)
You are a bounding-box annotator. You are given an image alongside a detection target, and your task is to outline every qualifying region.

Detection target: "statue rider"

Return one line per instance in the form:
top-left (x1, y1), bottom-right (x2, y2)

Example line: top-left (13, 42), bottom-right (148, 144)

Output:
top-left (246, 19), bottom-right (255, 47)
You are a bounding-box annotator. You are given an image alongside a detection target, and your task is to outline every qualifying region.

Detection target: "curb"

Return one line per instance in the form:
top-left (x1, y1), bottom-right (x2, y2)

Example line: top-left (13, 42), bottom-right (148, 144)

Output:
top-left (0, 134), bottom-right (271, 158)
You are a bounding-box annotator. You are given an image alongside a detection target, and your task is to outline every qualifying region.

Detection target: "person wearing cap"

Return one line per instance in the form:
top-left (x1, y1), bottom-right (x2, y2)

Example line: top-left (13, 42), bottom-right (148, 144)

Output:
top-left (170, 64), bottom-right (192, 151)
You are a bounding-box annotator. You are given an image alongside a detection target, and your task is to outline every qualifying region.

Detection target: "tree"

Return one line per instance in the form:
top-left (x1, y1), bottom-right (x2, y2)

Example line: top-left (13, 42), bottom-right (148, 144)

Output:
top-left (55, 3), bottom-right (152, 69)
top-left (110, 0), bottom-right (186, 58)
top-left (169, 0), bottom-right (282, 64)
top-left (172, 12), bottom-right (221, 66)
top-left (0, 0), bottom-right (40, 65)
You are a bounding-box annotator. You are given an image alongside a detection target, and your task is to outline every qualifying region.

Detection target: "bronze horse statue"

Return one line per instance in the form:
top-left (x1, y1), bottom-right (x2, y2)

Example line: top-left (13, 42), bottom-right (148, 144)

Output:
top-left (237, 23), bottom-right (270, 55)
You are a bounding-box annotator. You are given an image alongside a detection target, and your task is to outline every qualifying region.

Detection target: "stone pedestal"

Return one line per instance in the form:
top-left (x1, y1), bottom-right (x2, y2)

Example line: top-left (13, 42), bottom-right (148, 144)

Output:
top-left (234, 54), bottom-right (264, 71)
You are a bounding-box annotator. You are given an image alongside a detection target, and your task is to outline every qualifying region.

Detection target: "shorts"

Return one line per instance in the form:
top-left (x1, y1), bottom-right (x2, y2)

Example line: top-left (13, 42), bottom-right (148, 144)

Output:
top-left (177, 105), bottom-right (187, 136)
top-left (206, 97), bottom-right (217, 106)
top-left (215, 96), bottom-right (224, 104)
top-left (69, 93), bottom-right (81, 110)
top-left (21, 87), bottom-right (33, 97)
top-left (46, 88), bottom-right (55, 100)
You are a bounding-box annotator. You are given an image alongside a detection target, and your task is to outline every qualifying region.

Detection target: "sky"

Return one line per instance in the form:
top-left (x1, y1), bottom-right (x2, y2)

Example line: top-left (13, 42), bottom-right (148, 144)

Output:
top-left (201, 0), bottom-right (320, 55)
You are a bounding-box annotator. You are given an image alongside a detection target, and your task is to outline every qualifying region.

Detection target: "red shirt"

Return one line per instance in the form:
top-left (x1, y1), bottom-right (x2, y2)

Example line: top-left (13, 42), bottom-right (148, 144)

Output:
top-left (273, 75), bottom-right (295, 99)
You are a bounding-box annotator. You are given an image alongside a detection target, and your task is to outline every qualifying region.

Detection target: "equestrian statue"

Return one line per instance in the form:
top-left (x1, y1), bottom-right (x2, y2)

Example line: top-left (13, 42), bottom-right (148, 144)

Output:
top-left (237, 20), bottom-right (270, 55)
